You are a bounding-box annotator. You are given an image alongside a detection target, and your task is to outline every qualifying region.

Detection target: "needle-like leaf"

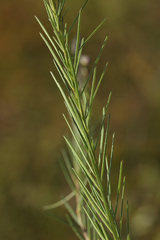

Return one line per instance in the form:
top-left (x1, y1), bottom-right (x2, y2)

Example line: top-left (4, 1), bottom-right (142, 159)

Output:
top-left (114, 160), bottom-right (123, 217)
top-left (81, 35), bottom-right (109, 95)
top-left (83, 207), bottom-right (106, 240)
top-left (68, 0), bottom-right (89, 34)
top-left (74, 9), bottom-right (82, 69)
top-left (43, 191), bottom-right (75, 210)
top-left (127, 200), bottom-right (130, 238)
top-left (120, 176), bottom-right (126, 235)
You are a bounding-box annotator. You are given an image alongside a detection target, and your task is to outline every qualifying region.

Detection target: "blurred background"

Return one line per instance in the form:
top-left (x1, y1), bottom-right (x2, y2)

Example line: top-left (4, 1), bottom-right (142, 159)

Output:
top-left (0, 0), bottom-right (160, 239)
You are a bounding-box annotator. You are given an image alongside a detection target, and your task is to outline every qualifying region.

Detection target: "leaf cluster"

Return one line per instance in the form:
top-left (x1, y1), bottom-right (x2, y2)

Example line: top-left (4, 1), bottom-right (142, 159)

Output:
top-left (36, 1), bottom-right (131, 239)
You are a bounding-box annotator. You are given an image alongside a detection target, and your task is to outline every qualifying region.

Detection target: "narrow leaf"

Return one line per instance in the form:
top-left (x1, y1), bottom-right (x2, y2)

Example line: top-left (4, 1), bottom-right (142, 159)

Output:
top-left (64, 137), bottom-right (100, 191)
top-left (81, 35), bottom-right (109, 95)
top-left (73, 169), bottom-right (112, 229)
top-left (68, 0), bottom-right (89, 34)
top-left (114, 160), bottom-right (123, 217)
top-left (93, 61), bottom-right (109, 99)
top-left (75, 38), bottom-right (84, 75)
top-left (100, 222), bottom-right (113, 240)
top-left (98, 113), bottom-right (104, 168)
top-left (120, 176), bottom-right (126, 235)
top-left (63, 114), bottom-right (94, 175)
top-left (94, 94), bottom-right (111, 151)
top-left (83, 18), bottom-right (107, 48)
top-left (74, 9), bottom-right (82, 69)
top-left (127, 200), bottom-right (130, 237)
top-left (86, 67), bottom-right (97, 126)
top-left (58, 0), bottom-right (66, 16)
top-left (106, 132), bottom-right (115, 198)
top-left (63, 197), bottom-right (79, 224)
top-left (43, 191), bottom-right (76, 210)
top-left (83, 207), bottom-right (105, 240)
top-left (39, 33), bottom-right (73, 90)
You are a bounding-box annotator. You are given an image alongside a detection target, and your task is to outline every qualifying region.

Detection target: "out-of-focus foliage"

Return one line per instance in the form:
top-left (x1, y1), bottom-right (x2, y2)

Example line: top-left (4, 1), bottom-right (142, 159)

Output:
top-left (0, 0), bottom-right (160, 239)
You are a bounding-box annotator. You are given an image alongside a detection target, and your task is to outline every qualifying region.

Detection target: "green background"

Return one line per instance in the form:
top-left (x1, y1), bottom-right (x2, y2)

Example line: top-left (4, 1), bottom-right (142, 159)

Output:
top-left (0, 0), bottom-right (160, 239)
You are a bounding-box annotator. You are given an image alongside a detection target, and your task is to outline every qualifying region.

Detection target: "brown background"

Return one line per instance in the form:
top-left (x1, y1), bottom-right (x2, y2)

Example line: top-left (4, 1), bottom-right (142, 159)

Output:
top-left (0, 0), bottom-right (160, 239)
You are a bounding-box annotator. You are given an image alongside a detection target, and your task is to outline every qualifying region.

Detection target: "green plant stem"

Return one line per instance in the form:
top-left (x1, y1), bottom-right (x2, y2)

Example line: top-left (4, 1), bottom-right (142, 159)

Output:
top-left (37, 1), bottom-right (130, 239)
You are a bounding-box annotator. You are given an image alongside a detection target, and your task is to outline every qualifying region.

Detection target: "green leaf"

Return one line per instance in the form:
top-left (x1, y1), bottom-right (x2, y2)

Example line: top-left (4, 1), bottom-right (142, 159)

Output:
top-left (39, 33), bottom-right (73, 91)
top-left (86, 67), bottom-right (97, 126)
top-left (63, 197), bottom-right (79, 224)
top-left (68, 0), bottom-right (89, 34)
top-left (114, 160), bottom-right (123, 217)
top-left (98, 111), bottom-right (105, 168)
top-left (81, 35), bottom-right (109, 95)
top-left (75, 38), bottom-right (84, 75)
top-left (100, 222), bottom-right (113, 240)
top-left (63, 114), bottom-right (94, 175)
top-left (83, 207), bottom-right (106, 240)
top-left (73, 169), bottom-right (112, 231)
top-left (127, 200), bottom-right (130, 237)
top-left (82, 18), bottom-right (107, 48)
top-left (120, 176), bottom-right (126, 235)
top-left (106, 133), bottom-right (115, 205)
top-left (74, 9), bottom-right (82, 70)
top-left (57, 0), bottom-right (66, 17)
top-left (43, 191), bottom-right (76, 210)
top-left (94, 96), bottom-right (111, 151)
top-left (93, 61), bottom-right (109, 99)
top-left (64, 137), bottom-right (101, 191)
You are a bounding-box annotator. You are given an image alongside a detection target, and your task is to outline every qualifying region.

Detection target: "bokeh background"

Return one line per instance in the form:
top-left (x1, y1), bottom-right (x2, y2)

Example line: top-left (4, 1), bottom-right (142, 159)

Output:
top-left (0, 0), bottom-right (160, 239)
